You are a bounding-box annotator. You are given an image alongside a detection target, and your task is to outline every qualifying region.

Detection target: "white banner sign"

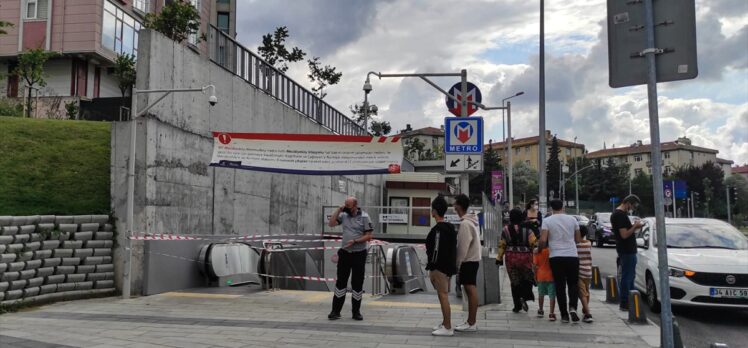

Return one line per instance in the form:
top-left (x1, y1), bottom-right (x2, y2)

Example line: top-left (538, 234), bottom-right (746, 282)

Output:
top-left (379, 214), bottom-right (408, 224)
top-left (210, 133), bottom-right (403, 175)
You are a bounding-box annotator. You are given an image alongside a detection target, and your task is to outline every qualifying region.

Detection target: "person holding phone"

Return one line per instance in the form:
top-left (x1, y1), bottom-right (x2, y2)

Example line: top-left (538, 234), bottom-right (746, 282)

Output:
top-left (327, 196), bottom-right (374, 321)
top-left (611, 195), bottom-right (643, 312)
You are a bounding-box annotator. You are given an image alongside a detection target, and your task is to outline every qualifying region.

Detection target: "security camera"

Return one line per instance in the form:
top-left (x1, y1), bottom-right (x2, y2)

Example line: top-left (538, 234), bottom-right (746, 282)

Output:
top-left (363, 80), bottom-right (373, 93)
top-left (208, 95), bottom-right (217, 106)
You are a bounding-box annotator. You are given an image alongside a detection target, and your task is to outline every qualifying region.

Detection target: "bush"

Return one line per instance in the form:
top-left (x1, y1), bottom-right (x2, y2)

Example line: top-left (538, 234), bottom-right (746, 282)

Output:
top-left (0, 98), bottom-right (23, 117)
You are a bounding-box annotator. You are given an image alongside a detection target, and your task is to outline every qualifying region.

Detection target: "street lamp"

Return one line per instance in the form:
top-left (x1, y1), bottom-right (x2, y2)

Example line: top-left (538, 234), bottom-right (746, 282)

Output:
top-left (122, 84), bottom-right (216, 299)
top-left (361, 78), bottom-right (378, 209)
top-left (502, 91), bottom-right (524, 206)
top-left (574, 136), bottom-right (580, 214)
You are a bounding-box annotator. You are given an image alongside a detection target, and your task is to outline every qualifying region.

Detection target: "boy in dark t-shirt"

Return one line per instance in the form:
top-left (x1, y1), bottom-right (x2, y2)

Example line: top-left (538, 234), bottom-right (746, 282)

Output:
top-left (612, 195), bottom-right (643, 311)
top-left (426, 196), bottom-right (458, 336)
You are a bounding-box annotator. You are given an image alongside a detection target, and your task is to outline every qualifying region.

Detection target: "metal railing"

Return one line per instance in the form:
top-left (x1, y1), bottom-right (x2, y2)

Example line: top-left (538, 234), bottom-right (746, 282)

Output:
top-left (482, 192), bottom-right (501, 249)
top-left (368, 244), bottom-right (389, 296)
top-left (207, 25), bottom-right (366, 136)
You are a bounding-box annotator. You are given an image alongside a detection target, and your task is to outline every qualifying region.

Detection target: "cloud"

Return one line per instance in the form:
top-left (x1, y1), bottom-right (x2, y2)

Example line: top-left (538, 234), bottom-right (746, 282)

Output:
top-left (234, 0), bottom-right (748, 164)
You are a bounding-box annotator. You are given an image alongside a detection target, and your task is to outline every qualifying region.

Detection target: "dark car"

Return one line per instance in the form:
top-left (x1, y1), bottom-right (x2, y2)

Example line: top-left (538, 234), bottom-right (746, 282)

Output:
top-left (570, 215), bottom-right (590, 234)
top-left (588, 213), bottom-right (641, 247)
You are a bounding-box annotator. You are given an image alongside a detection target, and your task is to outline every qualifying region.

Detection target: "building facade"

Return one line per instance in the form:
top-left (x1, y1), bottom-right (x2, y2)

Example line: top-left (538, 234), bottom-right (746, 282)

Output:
top-left (732, 165), bottom-right (748, 181)
top-left (486, 130), bottom-right (586, 172)
top-left (0, 0), bottom-right (235, 116)
top-left (586, 137), bottom-right (724, 178)
top-left (399, 125), bottom-right (445, 162)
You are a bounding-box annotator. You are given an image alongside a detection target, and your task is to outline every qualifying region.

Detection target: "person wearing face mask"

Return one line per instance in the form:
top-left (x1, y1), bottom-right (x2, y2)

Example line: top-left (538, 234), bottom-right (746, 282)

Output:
top-left (524, 199), bottom-right (543, 238)
top-left (611, 194), bottom-right (643, 312)
top-left (327, 196), bottom-right (374, 321)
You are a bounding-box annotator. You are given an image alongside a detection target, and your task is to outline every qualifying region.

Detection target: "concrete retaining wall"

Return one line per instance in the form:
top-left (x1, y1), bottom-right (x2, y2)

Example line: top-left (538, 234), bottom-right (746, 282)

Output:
top-left (111, 30), bottom-right (383, 296)
top-left (0, 215), bottom-right (117, 306)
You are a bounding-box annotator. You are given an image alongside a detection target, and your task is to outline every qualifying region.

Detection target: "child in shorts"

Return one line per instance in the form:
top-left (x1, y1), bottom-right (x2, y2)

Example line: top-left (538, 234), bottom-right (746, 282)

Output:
top-left (533, 247), bottom-right (556, 321)
top-left (577, 227), bottom-right (594, 323)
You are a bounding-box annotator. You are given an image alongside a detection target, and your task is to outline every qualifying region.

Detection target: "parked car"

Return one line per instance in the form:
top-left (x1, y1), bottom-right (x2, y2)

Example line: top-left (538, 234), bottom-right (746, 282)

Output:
top-left (635, 218), bottom-right (748, 312)
top-left (570, 215), bottom-right (590, 235)
top-left (588, 212), bottom-right (641, 247)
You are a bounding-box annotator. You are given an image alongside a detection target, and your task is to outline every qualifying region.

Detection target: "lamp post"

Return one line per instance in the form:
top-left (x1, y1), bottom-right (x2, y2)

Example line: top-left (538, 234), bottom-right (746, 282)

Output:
top-left (574, 136), bottom-right (580, 214)
top-left (502, 91), bottom-right (524, 206)
top-left (539, 0), bottom-right (547, 214)
top-left (361, 80), bottom-right (378, 209)
top-left (123, 85), bottom-right (216, 299)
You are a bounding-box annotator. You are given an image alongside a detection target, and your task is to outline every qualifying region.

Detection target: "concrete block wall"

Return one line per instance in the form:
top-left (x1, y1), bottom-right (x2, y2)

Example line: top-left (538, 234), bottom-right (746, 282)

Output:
top-left (0, 215), bottom-right (116, 306)
top-left (110, 30), bottom-right (383, 295)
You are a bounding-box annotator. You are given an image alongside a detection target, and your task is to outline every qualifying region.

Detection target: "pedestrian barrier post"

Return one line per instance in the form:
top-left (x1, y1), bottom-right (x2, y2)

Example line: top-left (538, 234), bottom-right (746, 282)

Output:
top-left (605, 275), bottom-right (618, 303)
top-left (591, 265), bottom-right (603, 290)
top-left (673, 318), bottom-right (684, 348)
top-left (627, 290), bottom-right (647, 324)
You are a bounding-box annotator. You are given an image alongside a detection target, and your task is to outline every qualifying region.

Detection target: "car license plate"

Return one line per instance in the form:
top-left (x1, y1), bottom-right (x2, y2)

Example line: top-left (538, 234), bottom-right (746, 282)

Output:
top-left (709, 288), bottom-right (748, 298)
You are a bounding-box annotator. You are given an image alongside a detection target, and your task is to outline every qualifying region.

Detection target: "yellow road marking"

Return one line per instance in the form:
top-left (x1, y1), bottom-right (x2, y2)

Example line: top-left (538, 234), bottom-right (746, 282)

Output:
top-left (163, 292), bottom-right (242, 299)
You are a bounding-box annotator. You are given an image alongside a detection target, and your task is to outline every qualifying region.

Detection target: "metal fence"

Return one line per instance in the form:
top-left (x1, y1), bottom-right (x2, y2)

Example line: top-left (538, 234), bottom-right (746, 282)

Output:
top-left (207, 25), bottom-right (366, 136)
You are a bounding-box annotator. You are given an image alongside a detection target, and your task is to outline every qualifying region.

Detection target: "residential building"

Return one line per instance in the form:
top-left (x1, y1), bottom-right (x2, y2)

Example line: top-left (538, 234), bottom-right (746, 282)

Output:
top-left (586, 137), bottom-right (722, 178)
top-left (0, 0), bottom-right (235, 117)
top-left (399, 124), bottom-right (445, 162)
top-left (717, 158), bottom-right (734, 177)
top-left (733, 165), bottom-right (748, 181)
top-left (486, 130), bottom-right (586, 172)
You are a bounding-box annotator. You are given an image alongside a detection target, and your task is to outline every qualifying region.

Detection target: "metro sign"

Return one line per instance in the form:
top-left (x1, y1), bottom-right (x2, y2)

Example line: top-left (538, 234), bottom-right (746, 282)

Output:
top-left (446, 82), bottom-right (482, 117)
top-left (445, 117), bottom-right (483, 154)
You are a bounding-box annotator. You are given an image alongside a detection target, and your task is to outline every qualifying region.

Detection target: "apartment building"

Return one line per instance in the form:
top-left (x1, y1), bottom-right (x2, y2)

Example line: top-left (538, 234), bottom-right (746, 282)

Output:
top-left (400, 124), bottom-right (446, 161)
top-left (586, 137), bottom-right (724, 178)
top-left (0, 0), bottom-right (235, 116)
top-left (486, 130), bottom-right (586, 171)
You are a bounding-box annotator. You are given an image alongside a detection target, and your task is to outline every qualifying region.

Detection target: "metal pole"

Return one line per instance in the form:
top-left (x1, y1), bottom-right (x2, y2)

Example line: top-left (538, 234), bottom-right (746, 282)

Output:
top-left (502, 102), bottom-right (508, 199)
top-left (672, 180), bottom-right (677, 218)
top-left (123, 89), bottom-right (137, 299)
top-left (538, 0), bottom-right (547, 214)
top-left (363, 93), bottom-right (369, 208)
top-left (574, 141), bottom-right (579, 215)
top-left (643, 0), bottom-right (674, 346)
top-left (726, 186), bottom-right (732, 224)
top-left (460, 69), bottom-right (469, 196)
top-left (507, 101), bottom-right (513, 208)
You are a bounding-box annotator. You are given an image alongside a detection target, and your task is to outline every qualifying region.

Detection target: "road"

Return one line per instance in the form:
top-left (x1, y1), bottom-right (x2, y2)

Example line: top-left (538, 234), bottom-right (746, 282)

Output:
top-left (591, 246), bottom-right (748, 348)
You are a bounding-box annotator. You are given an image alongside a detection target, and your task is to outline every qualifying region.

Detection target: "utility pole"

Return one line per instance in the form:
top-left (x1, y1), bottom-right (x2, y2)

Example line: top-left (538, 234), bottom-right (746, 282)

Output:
top-left (507, 101), bottom-right (513, 207)
top-left (574, 136), bottom-right (579, 215)
top-left (726, 186), bottom-right (732, 224)
top-left (538, 0), bottom-right (547, 214)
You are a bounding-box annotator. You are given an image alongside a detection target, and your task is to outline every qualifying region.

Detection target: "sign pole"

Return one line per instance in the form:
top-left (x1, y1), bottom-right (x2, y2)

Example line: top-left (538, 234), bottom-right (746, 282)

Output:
top-left (726, 186), bottom-right (732, 224)
top-left (507, 101), bottom-right (513, 208)
top-left (643, 0), bottom-right (674, 346)
top-left (538, 0), bottom-right (547, 214)
top-left (460, 69), bottom-right (469, 195)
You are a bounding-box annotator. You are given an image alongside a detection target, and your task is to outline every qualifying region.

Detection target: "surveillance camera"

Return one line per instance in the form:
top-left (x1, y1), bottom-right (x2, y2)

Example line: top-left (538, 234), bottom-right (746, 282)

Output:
top-left (208, 95), bottom-right (217, 106)
top-left (363, 81), bottom-right (372, 93)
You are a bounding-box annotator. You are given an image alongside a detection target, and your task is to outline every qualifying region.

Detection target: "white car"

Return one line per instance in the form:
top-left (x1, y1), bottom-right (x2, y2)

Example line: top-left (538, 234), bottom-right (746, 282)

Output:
top-left (634, 218), bottom-right (748, 312)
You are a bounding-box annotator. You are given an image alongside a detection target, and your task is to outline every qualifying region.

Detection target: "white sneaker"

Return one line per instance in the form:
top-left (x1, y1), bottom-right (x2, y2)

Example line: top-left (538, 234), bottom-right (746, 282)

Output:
top-left (433, 323), bottom-right (444, 331)
top-left (432, 326), bottom-right (454, 336)
top-left (454, 322), bottom-right (478, 332)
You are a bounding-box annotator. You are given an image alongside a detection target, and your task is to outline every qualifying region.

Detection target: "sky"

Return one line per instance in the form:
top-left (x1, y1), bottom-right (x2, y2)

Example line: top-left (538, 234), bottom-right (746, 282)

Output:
top-left (235, 0), bottom-right (748, 165)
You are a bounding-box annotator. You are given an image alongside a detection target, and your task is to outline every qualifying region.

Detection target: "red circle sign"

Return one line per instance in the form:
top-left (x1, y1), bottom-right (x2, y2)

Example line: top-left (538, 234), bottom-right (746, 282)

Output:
top-left (218, 133), bottom-right (232, 144)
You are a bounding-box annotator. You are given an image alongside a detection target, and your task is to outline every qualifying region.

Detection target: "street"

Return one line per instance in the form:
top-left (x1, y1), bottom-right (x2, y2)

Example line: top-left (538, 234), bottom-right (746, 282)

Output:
top-left (591, 246), bottom-right (748, 348)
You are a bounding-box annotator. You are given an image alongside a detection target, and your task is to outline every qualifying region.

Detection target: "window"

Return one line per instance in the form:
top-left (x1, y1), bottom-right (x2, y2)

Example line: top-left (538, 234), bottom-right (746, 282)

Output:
top-left (102, 1), bottom-right (142, 57)
top-left (412, 197), bottom-right (431, 227)
top-left (525, 146), bottom-right (530, 153)
top-left (25, 0), bottom-right (49, 20)
top-left (635, 168), bottom-right (642, 175)
top-left (188, 0), bottom-right (201, 46)
top-left (665, 166), bottom-right (671, 175)
top-left (566, 148), bottom-right (571, 155)
top-left (217, 12), bottom-right (230, 33)
top-left (663, 151), bottom-right (671, 159)
top-left (515, 147), bottom-right (520, 154)
top-left (634, 154), bottom-right (642, 162)
top-left (134, 0), bottom-right (149, 13)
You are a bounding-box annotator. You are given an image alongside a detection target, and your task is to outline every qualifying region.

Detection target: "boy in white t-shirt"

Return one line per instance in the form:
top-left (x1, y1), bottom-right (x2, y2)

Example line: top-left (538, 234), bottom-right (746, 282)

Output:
top-left (539, 199), bottom-right (582, 324)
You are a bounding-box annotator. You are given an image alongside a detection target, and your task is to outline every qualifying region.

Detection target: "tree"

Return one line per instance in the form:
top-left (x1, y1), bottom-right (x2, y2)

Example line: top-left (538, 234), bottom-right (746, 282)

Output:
top-left (144, 0), bottom-right (201, 44)
top-left (512, 161), bottom-right (539, 206)
top-left (350, 103), bottom-right (391, 136)
top-left (671, 161), bottom-right (726, 217)
top-left (480, 145), bottom-right (502, 197)
top-left (113, 54), bottom-right (136, 109)
top-left (546, 136), bottom-right (561, 199)
top-left (257, 26), bottom-right (305, 73)
top-left (403, 137), bottom-right (425, 161)
top-left (630, 171), bottom-right (654, 216)
top-left (725, 174), bottom-right (748, 226)
top-left (13, 49), bottom-right (58, 117)
top-left (307, 57), bottom-right (341, 99)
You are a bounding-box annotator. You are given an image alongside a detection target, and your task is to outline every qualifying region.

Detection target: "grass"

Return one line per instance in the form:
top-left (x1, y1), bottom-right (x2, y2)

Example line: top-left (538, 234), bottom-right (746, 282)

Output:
top-left (0, 117), bottom-right (111, 215)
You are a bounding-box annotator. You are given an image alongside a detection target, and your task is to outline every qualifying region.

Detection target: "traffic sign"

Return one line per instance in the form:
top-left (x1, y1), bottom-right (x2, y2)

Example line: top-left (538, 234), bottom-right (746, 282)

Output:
top-left (445, 82), bottom-right (482, 116)
top-left (607, 0), bottom-right (698, 88)
top-left (444, 117), bottom-right (483, 154)
top-left (445, 154), bottom-right (483, 173)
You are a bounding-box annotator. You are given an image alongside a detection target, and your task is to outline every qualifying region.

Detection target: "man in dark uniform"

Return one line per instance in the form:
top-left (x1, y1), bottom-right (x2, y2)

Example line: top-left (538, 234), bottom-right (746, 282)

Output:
top-left (328, 196), bottom-right (374, 321)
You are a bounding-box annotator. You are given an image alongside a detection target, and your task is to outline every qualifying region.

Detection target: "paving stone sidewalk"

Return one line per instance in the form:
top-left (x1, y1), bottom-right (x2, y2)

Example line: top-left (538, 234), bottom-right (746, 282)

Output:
top-left (0, 268), bottom-right (658, 348)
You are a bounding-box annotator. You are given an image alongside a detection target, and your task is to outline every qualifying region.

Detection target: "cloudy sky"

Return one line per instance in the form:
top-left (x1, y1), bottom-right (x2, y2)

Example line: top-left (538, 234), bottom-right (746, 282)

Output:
top-left (236, 0), bottom-right (748, 165)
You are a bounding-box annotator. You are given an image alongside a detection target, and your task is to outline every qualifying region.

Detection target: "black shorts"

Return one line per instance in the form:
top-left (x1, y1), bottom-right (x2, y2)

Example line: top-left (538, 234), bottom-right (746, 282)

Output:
top-left (458, 261), bottom-right (479, 286)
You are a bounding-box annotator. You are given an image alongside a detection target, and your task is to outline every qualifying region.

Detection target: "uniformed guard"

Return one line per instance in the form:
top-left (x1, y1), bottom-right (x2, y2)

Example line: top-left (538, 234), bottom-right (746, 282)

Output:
top-left (327, 196), bottom-right (374, 321)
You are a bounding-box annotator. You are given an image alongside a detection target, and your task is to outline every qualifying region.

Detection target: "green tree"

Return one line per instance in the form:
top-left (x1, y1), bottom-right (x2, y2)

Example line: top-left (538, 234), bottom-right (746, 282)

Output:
top-left (113, 54), bottom-right (136, 109)
top-left (671, 162), bottom-right (725, 217)
top-left (546, 136), bottom-right (561, 199)
top-left (144, 0), bottom-right (201, 43)
top-left (369, 121), bottom-right (391, 136)
top-left (630, 171), bottom-right (654, 216)
top-left (725, 174), bottom-right (748, 226)
top-left (349, 103), bottom-right (391, 136)
top-left (403, 137), bottom-right (425, 161)
top-left (13, 49), bottom-right (58, 117)
top-left (257, 26), bottom-right (305, 73)
top-left (513, 161), bottom-right (539, 206)
top-left (702, 177), bottom-right (713, 218)
top-left (307, 57), bottom-right (341, 100)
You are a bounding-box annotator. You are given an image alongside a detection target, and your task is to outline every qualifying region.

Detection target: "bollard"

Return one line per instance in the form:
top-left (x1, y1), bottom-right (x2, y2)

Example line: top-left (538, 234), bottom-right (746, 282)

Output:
top-left (627, 290), bottom-right (647, 324)
top-left (673, 318), bottom-right (684, 348)
top-left (605, 275), bottom-right (619, 303)
top-left (710, 344), bottom-right (729, 348)
top-left (591, 265), bottom-right (604, 290)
